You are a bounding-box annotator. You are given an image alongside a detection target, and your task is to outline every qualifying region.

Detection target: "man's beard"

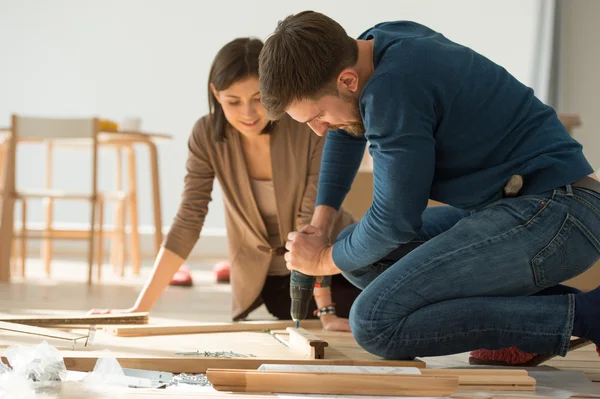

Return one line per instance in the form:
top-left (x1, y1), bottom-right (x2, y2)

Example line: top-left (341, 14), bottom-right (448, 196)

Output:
top-left (329, 92), bottom-right (365, 136)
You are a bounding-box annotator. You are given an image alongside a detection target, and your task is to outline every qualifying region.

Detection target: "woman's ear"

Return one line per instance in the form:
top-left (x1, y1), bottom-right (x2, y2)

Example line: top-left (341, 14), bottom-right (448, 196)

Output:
top-left (210, 83), bottom-right (221, 104)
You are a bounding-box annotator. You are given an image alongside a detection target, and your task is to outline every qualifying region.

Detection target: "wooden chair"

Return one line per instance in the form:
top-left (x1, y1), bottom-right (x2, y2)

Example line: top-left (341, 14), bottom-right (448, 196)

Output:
top-left (38, 140), bottom-right (133, 279)
top-left (0, 114), bottom-right (117, 284)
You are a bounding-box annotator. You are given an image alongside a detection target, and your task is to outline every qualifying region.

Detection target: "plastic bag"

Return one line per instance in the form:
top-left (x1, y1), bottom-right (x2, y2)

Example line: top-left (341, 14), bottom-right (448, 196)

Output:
top-left (0, 361), bottom-right (9, 374)
top-left (84, 356), bottom-right (151, 388)
top-left (4, 341), bottom-right (66, 382)
top-left (0, 370), bottom-right (36, 399)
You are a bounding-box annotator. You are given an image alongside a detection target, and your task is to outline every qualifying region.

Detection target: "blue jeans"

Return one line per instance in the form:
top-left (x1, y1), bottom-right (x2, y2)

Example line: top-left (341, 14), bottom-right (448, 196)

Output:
top-left (342, 185), bottom-right (600, 359)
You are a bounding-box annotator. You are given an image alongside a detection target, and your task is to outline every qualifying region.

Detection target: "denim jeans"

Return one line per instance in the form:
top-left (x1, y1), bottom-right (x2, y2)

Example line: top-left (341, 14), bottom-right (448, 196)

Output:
top-left (342, 185), bottom-right (600, 359)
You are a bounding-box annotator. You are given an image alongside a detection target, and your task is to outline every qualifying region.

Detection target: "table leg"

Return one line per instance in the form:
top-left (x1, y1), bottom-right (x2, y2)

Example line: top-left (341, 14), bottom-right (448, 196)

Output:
top-left (146, 141), bottom-right (163, 255)
top-left (126, 145), bottom-right (141, 275)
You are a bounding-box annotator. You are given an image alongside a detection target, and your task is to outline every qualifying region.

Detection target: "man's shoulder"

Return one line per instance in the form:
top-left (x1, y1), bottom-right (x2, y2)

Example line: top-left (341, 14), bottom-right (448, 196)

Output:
top-left (357, 20), bottom-right (437, 40)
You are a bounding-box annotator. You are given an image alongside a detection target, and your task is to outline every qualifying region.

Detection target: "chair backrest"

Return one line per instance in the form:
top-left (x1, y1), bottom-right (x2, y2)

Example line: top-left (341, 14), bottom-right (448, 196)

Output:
top-left (7, 114), bottom-right (101, 196)
top-left (12, 114), bottom-right (99, 139)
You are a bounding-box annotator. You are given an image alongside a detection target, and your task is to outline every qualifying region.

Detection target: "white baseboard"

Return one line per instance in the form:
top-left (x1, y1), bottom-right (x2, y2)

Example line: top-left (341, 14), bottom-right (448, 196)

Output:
top-left (15, 222), bottom-right (229, 260)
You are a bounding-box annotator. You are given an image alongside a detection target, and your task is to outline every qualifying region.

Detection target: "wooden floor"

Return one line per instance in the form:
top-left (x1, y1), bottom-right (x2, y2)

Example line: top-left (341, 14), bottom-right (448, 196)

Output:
top-left (1, 256), bottom-right (599, 398)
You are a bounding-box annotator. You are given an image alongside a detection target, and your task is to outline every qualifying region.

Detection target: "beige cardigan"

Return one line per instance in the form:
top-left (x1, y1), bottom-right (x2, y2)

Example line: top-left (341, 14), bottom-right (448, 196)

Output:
top-left (163, 114), bottom-right (356, 320)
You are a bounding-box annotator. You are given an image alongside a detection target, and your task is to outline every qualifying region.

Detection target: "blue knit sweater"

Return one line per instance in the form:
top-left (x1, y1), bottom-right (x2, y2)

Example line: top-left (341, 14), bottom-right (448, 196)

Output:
top-left (316, 21), bottom-right (593, 271)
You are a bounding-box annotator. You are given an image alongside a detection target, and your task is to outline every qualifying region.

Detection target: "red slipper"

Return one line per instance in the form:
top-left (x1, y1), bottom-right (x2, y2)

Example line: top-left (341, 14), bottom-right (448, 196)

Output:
top-left (213, 261), bottom-right (230, 284)
top-left (469, 339), bottom-right (595, 367)
top-left (169, 264), bottom-right (193, 287)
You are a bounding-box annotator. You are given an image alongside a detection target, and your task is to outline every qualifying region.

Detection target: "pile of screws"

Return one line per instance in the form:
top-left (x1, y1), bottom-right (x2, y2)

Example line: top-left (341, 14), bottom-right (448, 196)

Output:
top-left (175, 350), bottom-right (256, 358)
top-left (169, 373), bottom-right (212, 387)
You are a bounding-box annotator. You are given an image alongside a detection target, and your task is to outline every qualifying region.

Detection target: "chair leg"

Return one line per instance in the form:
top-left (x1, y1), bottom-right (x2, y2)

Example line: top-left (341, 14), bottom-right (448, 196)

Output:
top-left (42, 198), bottom-right (54, 277)
top-left (42, 142), bottom-right (54, 277)
top-left (20, 199), bottom-right (27, 277)
top-left (0, 139), bottom-right (16, 283)
top-left (96, 198), bottom-right (104, 281)
top-left (119, 198), bottom-right (127, 277)
top-left (11, 232), bottom-right (17, 276)
top-left (87, 199), bottom-right (97, 286)
top-left (111, 147), bottom-right (123, 274)
top-left (110, 203), bottom-right (119, 274)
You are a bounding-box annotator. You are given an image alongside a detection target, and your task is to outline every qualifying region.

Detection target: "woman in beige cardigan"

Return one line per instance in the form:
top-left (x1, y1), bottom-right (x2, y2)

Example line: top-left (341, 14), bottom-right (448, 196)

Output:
top-left (94, 38), bottom-right (360, 330)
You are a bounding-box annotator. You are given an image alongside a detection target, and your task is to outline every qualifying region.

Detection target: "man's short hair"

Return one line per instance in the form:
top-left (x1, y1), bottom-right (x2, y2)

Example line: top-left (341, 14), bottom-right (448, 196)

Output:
top-left (259, 11), bottom-right (358, 119)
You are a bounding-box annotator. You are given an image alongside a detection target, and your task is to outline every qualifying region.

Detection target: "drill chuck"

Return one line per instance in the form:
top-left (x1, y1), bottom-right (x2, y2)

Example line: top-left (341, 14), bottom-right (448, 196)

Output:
top-left (290, 271), bottom-right (316, 321)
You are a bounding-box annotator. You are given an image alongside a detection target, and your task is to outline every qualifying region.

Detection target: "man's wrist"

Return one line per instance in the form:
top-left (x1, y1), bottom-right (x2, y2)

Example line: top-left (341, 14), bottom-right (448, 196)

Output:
top-left (320, 246), bottom-right (340, 275)
top-left (310, 205), bottom-right (337, 236)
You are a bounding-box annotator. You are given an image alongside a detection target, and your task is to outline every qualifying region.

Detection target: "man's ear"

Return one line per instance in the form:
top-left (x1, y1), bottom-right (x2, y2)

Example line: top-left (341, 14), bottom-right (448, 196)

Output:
top-left (210, 83), bottom-right (221, 104)
top-left (337, 69), bottom-right (359, 93)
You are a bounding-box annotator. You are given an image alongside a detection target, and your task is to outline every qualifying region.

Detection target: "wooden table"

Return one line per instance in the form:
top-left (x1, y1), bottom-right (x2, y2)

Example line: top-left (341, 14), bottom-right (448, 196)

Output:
top-left (0, 128), bottom-right (172, 282)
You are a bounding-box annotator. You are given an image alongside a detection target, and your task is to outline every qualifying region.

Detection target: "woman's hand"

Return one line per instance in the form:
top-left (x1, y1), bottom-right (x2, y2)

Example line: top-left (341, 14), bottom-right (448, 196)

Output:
top-left (319, 314), bottom-right (351, 332)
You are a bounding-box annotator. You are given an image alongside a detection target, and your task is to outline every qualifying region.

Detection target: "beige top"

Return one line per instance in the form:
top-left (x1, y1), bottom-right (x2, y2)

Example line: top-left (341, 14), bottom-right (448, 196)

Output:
top-left (162, 114), bottom-right (356, 320)
top-left (250, 179), bottom-right (289, 276)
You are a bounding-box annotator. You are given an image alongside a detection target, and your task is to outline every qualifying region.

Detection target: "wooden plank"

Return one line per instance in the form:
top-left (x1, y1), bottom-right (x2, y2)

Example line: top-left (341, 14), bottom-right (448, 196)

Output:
top-left (38, 352), bottom-right (425, 373)
top-left (422, 369), bottom-right (529, 376)
top-left (209, 368), bottom-right (534, 393)
top-left (206, 369), bottom-right (458, 396)
top-left (423, 369), bottom-right (536, 390)
top-left (286, 327), bottom-right (328, 359)
top-left (108, 319), bottom-right (322, 337)
top-left (0, 321), bottom-right (88, 342)
top-left (0, 312), bottom-right (148, 326)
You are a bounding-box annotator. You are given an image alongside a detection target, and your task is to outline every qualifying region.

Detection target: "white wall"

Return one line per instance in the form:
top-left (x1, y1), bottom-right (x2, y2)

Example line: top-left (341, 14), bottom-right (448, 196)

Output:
top-left (0, 0), bottom-right (548, 257)
top-left (557, 0), bottom-right (600, 171)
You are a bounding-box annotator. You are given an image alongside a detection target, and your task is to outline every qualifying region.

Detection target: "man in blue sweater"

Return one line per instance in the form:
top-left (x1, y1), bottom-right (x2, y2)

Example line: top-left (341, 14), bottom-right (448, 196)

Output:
top-left (258, 10), bottom-right (600, 360)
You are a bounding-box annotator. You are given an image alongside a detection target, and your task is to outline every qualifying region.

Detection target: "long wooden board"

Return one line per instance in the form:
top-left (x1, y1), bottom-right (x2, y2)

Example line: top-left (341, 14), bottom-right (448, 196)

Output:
top-left (207, 368), bottom-right (535, 394)
top-left (0, 312), bottom-right (148, 326)
top-left (0, 321), bottom-right (88, 342)
top-left (108, 319), bottom-right (323, 337)
top-left (207, 369), bottom-right (458, 396)
top-left (50, 352), bottom-right (425, 373)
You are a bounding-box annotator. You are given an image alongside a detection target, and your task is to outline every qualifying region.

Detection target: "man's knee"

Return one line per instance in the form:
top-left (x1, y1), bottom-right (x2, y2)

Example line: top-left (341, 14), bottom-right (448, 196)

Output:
top-left (349, 290), bottom-right (412, 359)
top-left (349, 293), bottom-right (379, 353)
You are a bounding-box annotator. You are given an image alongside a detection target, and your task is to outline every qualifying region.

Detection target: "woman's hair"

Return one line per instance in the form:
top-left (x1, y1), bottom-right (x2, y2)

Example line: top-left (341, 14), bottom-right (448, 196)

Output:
top-left (208, 37), bottom-right (276, 141)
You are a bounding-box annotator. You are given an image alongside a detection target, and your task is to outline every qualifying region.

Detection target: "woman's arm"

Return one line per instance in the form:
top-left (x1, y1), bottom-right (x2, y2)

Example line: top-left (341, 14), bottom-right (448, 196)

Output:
top-left (129, 247), bottom-right (185, 312)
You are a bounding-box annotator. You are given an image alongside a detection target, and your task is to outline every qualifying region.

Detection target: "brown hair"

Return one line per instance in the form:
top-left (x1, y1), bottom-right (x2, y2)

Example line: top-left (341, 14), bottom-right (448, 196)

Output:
top-left (208, 37), bottom-right (276, 141)
top-left (259, 11), bottom-right (358, 119)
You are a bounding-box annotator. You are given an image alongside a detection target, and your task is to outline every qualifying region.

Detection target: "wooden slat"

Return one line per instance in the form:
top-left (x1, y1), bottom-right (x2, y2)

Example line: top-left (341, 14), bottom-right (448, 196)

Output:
top-left (422, 368), bottom-right (529, 376)
top-left (0, 312), bottom-right (148, 326)
top-left (108, 319), bottom-right (323, 337)
top-left (286, 327), bottom-right (328, 359)
top-left (206, 369), bottom-right (458, 396)
top-left (208, 368), bottom-right (535, 393)
top-left (0, 321), bottom-right (88, 342)
top-left (47, 353), bottom-right (425, 374)
top-left (424, 370), bottom-right (535, 391)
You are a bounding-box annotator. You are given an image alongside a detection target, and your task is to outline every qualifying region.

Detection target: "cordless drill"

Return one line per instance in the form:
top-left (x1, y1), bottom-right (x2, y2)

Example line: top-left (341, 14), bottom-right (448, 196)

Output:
top-left (290, 270), bottom-right (315, 327)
